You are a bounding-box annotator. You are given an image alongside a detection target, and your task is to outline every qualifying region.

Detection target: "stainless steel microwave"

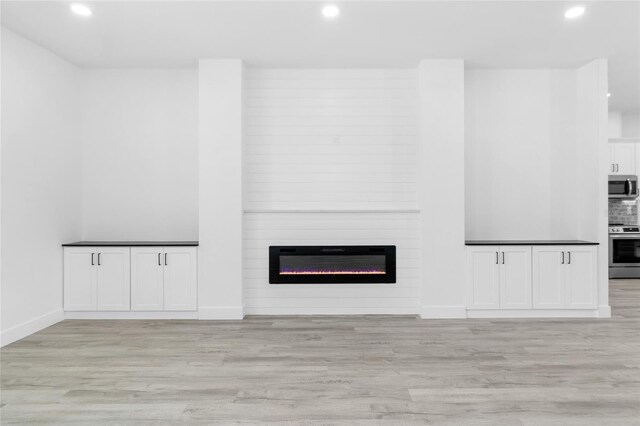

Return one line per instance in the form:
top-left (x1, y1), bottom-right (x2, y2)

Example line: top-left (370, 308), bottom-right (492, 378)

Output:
top-left (609, 175), bottom-right (638, 199)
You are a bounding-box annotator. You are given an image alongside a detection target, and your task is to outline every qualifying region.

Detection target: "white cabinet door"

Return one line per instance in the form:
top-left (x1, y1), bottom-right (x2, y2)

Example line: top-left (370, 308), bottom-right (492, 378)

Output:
top-left (499, 246), bottom-right (532, 309)
top-left (466, 247), bottom-right (500, 309)
top-left (610, 143), bottom-right (636, 174)
top-left (64, 247), bottom-right (97, 311)
top-left (131, 248), bottom-right (164, 311)
top-left (565, 247), bottom-right (598, 309)
top-left (163, 247), bottom-right (197, 311)
top-left (96, 247), bottom-right (130, 311)
top-left (532, 247), bottom-right (565, 309)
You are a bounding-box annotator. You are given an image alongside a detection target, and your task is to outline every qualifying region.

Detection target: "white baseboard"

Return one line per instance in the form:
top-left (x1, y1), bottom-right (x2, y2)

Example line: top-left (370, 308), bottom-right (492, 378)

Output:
top-left (598, 305), bottom-right (612, 318)
top-left (0, 309), bottom-right (65, 347)
top-left (466, 309), bottom-right (599, 319)
top-left (244, 307), bottom-right (420, 315)
top-left (420, 305), bottom-right (467, 319)
top-left (65, 311), bottom-right (198, 320)
top-left (198, 306), bottom-right (245, 320)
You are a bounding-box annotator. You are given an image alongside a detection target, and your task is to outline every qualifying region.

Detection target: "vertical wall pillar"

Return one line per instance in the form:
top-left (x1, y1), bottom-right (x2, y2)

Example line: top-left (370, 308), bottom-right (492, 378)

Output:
top-left (576, 59), bottom-right (610, 317)
top-left (198, 59), bottom-right (244, 319)
top-left (417, 60), bottom-right (466, 318)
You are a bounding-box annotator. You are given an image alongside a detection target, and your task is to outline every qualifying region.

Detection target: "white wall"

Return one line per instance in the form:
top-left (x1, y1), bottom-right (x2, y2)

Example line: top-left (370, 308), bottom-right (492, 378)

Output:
top-left (80, 70), bottom-right (198, 241)
top-left (198, 59), bottom-right (244, 319)
top-left (418, 60), bottom-right (466, 318)
top-left (608, 111), bottom-right (622, 138)
top-left (576, 60), bottom-right (610, 316)
top-left (243, 69), bottom-right (420, 314)
top-left (465, 69), bottom-right (583, 240)
top-left (621, 111), bottom-right (640, 137)
top-left (1, 28), bottom-right (81, 345)
top-left (1, 28), bottom-right (611, 331)
top-left (549, 70), bottom-right (580, 239)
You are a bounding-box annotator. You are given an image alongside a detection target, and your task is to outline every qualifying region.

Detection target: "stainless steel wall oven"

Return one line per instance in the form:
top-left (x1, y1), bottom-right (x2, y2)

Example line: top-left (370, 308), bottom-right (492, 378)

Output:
top-left (609, 225), bottom-right (640, 278)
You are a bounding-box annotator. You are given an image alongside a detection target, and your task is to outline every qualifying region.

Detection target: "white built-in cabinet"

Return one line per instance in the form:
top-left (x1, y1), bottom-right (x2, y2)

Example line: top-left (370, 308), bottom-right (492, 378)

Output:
top-left (466, 246), bottom-right (531, 309)
top-left (609, 143), bottom-right (636, 175)
top-left (64, 247), bottom-right (130, 311)
top-left (64, 245), bottom-right (197, 312)
top-left (532, 246), bottom-right (598, 309)
top-left (131, 247), bottom-right (197, 311)
top-left (466, 245), bottom-right (597, 313)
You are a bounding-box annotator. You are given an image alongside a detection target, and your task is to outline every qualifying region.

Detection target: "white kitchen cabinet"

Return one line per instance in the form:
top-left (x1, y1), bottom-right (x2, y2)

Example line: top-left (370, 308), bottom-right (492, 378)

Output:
top-left (466, 246), bottom-right (531, 310)
top-left (609, 143), bottom-right (636, 175)
top-left (64, 248), bottom-right (98, 311)
top-left (466, 247), bottom-right (500, 309)
top-left (131, 246), bottom-right (197, 311)
top-left (468, 244), bottom-right (597, 314)
top-left (131, 248), bottom-right (165, 311)
top-left (532, 247), bottom-right (565, 308)
top-left (163, 247), bottom-right (197, 311)
top-left (64, 247), bottom-right (130, 311)
top-left (499, 246), bottom-right (532, 309)
top-left (65, 244), bottom-right (197, 314)
top-left (532, 246), bottom-right (597, 309)
top-left (564, 247), bottom-right (598, 309)
top-left (96, 248), bottom-right (130, 311)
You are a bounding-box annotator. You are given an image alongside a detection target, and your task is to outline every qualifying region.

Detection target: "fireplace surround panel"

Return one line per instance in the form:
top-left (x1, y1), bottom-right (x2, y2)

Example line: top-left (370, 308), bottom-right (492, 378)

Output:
top-left (269, 245), bottom-right (396, 284)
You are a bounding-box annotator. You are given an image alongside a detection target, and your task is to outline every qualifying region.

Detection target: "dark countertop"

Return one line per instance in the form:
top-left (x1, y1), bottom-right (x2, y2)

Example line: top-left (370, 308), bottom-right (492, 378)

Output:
top-left (465, 240), bottom-right (598, 246)
top-left (62, 241), bottom-right (199, 247)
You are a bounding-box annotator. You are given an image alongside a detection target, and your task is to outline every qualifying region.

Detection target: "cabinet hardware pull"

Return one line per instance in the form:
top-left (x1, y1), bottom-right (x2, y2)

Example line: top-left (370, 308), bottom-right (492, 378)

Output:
top-left (165, 253), bottom-right (168, 266)
top-left (91, 253), bottom-right (94, 266)
top-left (496, 252), bottom-right (499, 264)
top-left (561, 251), bottom-right (565, 264)
top-left (97, 253), bottom-right (101, 266)
top-left (158, 253), bottom-right (161, 266)
top-left (568, 251), bottom-right (571, 265)
top-left (501, 252), bottom-right (505, 264)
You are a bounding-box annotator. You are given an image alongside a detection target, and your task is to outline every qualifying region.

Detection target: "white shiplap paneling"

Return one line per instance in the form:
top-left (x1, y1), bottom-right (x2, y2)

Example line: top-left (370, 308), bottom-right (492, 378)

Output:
top-left (244, 69), bottom-right (418, 211)
top-left (243, 69), bottom-right (419, 313)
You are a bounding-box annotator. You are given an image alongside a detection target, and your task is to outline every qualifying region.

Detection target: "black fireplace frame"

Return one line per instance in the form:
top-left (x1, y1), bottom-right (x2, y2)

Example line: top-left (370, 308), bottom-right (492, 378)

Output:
top-left (269, 245), bottom-right (396, 284)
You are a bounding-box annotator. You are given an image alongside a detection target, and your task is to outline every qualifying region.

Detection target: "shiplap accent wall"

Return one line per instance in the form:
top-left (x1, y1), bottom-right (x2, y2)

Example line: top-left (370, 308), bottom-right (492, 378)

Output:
top-left (243, 69), bottom-right (420, 314)
top-left (244, 69), bottom-right (418, 211)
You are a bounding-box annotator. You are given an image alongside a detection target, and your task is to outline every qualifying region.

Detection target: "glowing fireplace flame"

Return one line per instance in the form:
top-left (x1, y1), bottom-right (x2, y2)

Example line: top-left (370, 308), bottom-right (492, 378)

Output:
top-left (280, 270), bottom-right (386, 275)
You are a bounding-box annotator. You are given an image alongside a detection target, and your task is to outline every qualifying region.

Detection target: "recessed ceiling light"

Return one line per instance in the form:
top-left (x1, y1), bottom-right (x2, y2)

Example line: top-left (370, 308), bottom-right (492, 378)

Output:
top-left (564, 6), bottom-right (585, 19)
top-left (607, 92), bottom-right (611, 98)
top-left (322, 5), bottom-right (340, 19)
top-left (70, 3), bottom-right (92, 17)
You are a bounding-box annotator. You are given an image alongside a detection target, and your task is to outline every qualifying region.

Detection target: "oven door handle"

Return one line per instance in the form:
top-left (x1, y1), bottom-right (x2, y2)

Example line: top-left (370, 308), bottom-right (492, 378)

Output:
top-left (610, 234), bottom-right (640, 239)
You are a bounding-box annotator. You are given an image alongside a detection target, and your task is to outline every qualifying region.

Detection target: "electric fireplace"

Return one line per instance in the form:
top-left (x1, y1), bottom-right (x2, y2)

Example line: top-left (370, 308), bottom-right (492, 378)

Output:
top-left (269, 246), bottom-right (396, 284)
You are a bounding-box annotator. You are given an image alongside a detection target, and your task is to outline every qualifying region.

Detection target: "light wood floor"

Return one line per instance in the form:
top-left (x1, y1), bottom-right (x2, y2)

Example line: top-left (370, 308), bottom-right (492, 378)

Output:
top-left (2, 280), bottom-right (639, 425)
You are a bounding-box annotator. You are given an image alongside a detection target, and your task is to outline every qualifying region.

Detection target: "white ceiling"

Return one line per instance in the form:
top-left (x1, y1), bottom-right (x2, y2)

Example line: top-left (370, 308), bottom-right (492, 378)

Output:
top-left (2, 1), bottom-right (639, 111)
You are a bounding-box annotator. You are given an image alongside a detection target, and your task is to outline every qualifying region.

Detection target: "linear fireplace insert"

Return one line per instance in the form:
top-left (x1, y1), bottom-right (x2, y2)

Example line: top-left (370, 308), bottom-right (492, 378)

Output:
top-left (269, 245), bottom-right (396, 284)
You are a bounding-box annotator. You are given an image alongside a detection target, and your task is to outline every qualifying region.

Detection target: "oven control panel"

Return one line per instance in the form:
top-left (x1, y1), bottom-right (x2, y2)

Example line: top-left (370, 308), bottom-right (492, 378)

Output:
top-left (609, 226), bottom-right (640, 234)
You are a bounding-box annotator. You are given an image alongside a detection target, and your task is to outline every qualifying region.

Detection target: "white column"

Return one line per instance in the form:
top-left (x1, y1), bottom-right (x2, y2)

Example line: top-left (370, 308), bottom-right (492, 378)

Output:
top-left (198, 59), bottom-right (244, 319)
top-left (417, 60), bottom-right (466, 318)
top-left (576, 59), bottom-right (610, 318)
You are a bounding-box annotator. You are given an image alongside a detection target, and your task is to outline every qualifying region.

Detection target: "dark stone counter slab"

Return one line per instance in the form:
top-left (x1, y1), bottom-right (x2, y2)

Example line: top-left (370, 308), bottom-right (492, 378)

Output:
top-left (62, 241), bottom-right (198, 247)
top-left (465, 240), bottom-right (598, 246)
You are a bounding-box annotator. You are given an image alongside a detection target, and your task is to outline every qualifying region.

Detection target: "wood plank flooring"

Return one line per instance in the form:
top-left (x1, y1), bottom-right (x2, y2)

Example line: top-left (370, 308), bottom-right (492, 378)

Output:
top-left (2, 280), bottom-right (639, 425)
